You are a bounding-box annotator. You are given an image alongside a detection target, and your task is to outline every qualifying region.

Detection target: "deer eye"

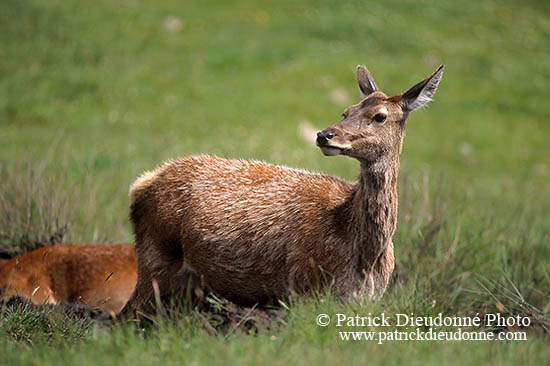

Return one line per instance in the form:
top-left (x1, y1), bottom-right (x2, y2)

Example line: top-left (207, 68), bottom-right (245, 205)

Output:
top-left (373, 113), bottom-right (387, 123)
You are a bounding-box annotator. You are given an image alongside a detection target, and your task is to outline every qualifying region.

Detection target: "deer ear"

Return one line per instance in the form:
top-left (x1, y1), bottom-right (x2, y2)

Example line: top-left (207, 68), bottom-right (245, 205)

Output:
top-left (401, 64), bottom-right (444, 111)
top-left (357, 65), bottom-right (378, 99)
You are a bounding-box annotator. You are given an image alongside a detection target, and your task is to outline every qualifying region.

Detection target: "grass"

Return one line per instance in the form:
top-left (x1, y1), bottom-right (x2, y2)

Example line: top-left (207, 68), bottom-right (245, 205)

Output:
top-left (1, 0), bottom-right (549, 364)
top-left (0, 167), bottom-right (73, 256)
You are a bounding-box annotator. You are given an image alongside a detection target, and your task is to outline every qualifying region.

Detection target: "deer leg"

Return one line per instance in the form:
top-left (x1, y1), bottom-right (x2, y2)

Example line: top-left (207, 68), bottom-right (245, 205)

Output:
top-left (122, 231), bottom-right (185, 317)
top-left (371, 241), bottom-right (395, 298)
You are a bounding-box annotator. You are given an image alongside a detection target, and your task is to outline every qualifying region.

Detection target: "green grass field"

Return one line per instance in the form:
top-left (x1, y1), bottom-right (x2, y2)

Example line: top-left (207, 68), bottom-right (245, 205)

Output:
top-left (1, 0), bottom-right (549, 364)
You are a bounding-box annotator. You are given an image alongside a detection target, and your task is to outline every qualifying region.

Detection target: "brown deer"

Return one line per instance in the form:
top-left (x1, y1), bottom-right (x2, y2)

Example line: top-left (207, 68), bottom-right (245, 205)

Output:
top-left (0, 244), bottom-right (137, 315)
top-left (122, 64), bottom-right (444, 315)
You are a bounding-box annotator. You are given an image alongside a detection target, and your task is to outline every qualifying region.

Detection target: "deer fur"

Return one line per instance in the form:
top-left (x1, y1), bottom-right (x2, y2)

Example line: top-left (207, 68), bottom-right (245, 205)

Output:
top-left (0, 244), bottom-right (137, 315)
top-left (123, 64), bottom-right (444, 315)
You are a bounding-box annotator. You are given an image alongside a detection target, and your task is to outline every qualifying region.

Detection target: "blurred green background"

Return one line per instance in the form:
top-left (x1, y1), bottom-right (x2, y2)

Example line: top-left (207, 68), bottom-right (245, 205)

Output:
top-left (1, 0), bottom-right (549, 242)
top-left (0, 0), bottom-right (550, 241)
top-left (0, 0), bottom-right (549, 362)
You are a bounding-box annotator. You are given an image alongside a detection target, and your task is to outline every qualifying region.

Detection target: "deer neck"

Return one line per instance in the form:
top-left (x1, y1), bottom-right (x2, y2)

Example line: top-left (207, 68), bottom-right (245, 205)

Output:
top-left (351, 155), bottom-right (399, 274)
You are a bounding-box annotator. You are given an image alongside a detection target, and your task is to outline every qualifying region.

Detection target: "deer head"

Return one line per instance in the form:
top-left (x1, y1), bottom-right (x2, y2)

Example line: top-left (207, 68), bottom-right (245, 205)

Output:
top-left (317, 65), bottom-right (444, 163)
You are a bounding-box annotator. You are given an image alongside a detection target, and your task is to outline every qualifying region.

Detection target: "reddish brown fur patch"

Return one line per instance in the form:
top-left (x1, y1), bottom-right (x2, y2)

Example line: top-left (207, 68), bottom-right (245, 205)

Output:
top-left (0, 244), bottom-right (136, 314)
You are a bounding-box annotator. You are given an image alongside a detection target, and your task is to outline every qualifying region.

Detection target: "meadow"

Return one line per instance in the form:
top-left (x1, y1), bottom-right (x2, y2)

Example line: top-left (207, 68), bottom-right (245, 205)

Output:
top-left (1, 0), bottom-right (549, 364)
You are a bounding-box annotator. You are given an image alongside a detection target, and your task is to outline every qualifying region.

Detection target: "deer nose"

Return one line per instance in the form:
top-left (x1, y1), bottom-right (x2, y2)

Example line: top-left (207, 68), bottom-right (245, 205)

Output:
top-left (316, 131), bottom-right (335, 146)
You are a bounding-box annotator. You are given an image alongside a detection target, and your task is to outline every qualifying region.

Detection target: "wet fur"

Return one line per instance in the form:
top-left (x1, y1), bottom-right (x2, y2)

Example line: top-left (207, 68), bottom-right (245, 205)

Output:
top-left (123, 65), bottom-right (444, 315)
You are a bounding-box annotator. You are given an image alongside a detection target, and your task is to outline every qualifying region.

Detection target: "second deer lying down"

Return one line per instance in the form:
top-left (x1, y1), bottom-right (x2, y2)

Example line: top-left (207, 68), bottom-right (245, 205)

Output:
top-left (0, 244), bottom-right (137, 315)
top-left (123, 64), bottom-right (444, 315)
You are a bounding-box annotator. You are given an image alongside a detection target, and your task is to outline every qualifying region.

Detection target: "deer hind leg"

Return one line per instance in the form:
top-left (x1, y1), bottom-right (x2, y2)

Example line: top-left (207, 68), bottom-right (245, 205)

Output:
top-left (122, 232), bottom-right (184, 316)
top-left (122, 232), bottom-right (208, 317)
top-left (167, 262), bottom-right (210, 309)
top-left (123, 264), bottom-right (207, 318)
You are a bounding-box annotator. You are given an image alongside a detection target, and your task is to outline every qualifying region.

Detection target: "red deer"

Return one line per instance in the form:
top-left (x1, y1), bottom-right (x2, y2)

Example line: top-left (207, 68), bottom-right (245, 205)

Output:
top-left (0, 244), bottom-right (137, 315)
top-left (122, 65), bottom-right (444, 315)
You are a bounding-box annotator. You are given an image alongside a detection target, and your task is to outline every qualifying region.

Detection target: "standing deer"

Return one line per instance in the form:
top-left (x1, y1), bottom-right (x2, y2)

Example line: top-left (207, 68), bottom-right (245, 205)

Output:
top-left (122, 64), bottom-right (444, 315)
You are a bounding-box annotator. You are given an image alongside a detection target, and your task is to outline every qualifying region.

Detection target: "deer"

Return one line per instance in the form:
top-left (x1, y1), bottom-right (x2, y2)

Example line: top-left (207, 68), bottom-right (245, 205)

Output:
top-left (0, 244), bottom-right (137, 315)
top-left (122, 64), bottom-right (444, 316)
